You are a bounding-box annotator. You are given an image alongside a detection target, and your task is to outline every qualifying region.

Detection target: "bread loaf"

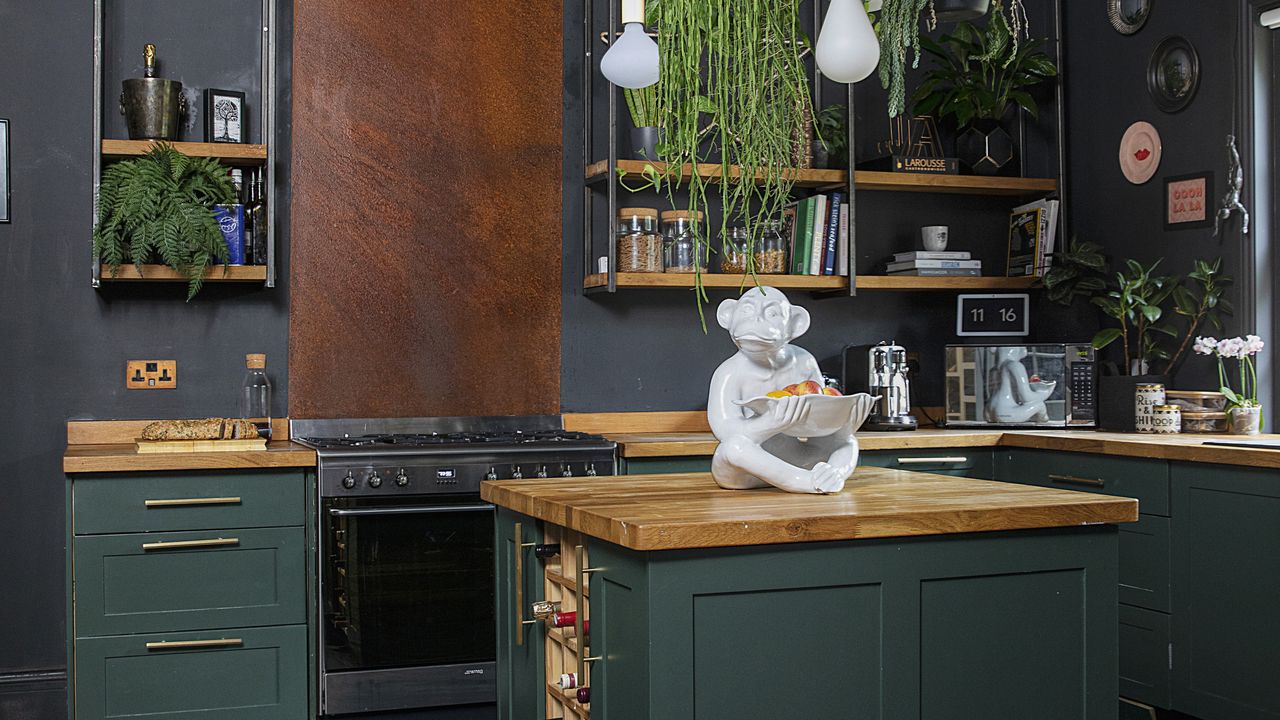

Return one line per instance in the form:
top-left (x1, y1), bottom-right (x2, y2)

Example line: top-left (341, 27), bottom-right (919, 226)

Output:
top-left (140, 418), bottom-right (260, 441)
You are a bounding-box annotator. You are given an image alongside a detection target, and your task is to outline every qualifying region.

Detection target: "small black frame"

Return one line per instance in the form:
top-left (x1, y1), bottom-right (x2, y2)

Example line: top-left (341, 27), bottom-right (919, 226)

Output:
top-left (1163, 171), bottom-right (1214, 230)
top-left (204, 89), bottom-right (247, 143)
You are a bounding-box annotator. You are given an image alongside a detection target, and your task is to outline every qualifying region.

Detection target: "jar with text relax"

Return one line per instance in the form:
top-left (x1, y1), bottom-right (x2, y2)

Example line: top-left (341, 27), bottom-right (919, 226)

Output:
top-left (720, 226), bottom-right (750, 274)
top-left (616, 207), bottom-right (663, 272)
top-left (662, 210), bottom-right (707, 273)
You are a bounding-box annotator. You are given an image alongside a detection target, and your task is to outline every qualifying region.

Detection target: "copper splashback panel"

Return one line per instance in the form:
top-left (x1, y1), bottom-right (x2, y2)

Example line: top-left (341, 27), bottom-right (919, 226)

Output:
top-left (289, 0), bottom-right (562, 418)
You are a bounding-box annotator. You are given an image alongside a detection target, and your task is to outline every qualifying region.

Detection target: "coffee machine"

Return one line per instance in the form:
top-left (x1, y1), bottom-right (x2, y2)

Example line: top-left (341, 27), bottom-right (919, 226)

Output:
top-left (843, 342), bottom-right (918, 431)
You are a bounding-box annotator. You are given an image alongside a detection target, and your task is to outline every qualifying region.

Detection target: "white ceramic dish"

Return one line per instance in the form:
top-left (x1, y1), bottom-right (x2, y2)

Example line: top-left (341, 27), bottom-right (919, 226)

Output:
top-left (1119, 121), bottom-right (1162, 184)
top-left (734, 392), bottom-right (879, 438)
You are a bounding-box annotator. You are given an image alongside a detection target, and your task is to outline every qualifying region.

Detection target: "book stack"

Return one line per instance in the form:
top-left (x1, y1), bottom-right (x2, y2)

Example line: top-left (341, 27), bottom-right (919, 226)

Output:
top-left (886, 251), bottom-right (981, 277)
top-left (781, 192), bottom-right (850, 276)
top-left (1006, 198), bottom-right (1061, 278)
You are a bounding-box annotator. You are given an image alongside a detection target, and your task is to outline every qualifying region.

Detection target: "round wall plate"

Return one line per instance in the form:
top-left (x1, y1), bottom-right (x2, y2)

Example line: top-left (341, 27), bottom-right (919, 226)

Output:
top-left (1108, 0), bottom-right (1153, 35)
top-left (1119, 121), bottom-right (1162, 184)
top-left (1147, 36), bottom-right (1200, 113)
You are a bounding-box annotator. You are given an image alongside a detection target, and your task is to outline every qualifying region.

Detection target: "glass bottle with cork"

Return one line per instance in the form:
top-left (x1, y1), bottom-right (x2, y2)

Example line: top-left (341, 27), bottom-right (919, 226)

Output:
top-left (239, 353), bottom-right (272, 439)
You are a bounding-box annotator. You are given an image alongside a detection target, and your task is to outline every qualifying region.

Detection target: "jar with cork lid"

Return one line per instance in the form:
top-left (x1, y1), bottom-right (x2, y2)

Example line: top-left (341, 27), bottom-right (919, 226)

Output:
top-left (616, 207), bottom-right (663, 272)
top-left (662, 210), bottom-right (707, 273)
top-left (239, 354), bottom-right (272, 439)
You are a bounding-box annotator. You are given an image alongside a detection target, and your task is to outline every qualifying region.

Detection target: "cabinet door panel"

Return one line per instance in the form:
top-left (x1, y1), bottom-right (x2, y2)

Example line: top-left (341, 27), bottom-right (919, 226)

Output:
top-left (1119, 604), bottom-right (1170, 708)
top-left (997, 449), bottom-right (1169, 515)
top-left (859, 448), bottom-right (994, 479)
top-left (495, 509), bottom-right (544, 720)
top-left (1119, 514), bottom-right (1170, 612)
top-left (1172, 462), bottom-right (1280, 720)
top-left (621, 457), bottom-right (713, 475)
top-left (74, 471), bottom-right (303, 534)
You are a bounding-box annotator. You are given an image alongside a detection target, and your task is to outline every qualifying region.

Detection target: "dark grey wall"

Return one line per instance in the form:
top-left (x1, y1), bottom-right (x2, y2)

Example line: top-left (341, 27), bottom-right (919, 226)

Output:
top-left (0, 0), bottom-right (291, 681)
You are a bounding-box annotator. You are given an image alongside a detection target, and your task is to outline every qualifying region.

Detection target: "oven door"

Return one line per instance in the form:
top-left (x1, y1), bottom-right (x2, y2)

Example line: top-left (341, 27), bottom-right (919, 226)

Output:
top-left (321, 495), bottom-right (496, 715)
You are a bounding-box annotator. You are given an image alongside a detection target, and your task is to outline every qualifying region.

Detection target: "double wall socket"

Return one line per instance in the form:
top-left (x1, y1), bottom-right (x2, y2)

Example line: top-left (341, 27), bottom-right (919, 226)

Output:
top-left (127, 360), bottom-right (177, 389)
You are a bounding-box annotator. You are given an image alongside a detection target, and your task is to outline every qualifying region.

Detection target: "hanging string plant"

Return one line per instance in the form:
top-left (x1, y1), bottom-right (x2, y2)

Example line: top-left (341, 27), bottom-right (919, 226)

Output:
top-left (643, 0), bottom-right (814, 324)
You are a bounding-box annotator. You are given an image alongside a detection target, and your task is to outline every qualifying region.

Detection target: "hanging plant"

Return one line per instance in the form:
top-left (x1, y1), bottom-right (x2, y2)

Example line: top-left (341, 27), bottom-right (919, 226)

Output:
top-left (875, 0), bottom-right (935, 118)
top-left (643, 0), bottom-right (814, 324)
top-left (93, 143), bottom-right (237, 299)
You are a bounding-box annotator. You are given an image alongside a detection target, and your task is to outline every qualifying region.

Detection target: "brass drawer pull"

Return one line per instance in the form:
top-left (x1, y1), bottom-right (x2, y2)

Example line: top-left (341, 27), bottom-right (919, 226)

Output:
top-left (141, 537), bottom-right (240, 551)
top-left (896, 456), bottom-right (968, 464)
top-left (145, 638), bottom-right (243, 651)
top-left (144, 496), bottom-right (242, 508)
top-left (1048, 473), bottom-right (1106, 488)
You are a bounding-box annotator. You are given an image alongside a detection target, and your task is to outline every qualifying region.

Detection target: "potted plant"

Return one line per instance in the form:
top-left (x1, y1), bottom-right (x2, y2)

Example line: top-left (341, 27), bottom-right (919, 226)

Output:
top-left (1194, 335), bottom-right (1265, 434)
top-left (625, 84), bottom-right (660, 160)
top-left (934, 0), bottom-right (990, 23)
top-left (911, 0), bottom-right (1055, 174)
top-left (93, 143), bottom-right (237, 299)
top-left (813, 103), bottom-right (849, 169)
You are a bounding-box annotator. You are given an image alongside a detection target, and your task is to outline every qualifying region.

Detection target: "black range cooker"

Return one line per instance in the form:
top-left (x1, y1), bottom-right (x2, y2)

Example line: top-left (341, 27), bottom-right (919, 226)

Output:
top-left (292, 416), bottom-right (617, 718)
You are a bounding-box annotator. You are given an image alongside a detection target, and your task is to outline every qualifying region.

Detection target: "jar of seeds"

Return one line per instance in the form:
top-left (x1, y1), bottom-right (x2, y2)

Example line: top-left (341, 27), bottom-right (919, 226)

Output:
top-left (616, 207), bottom-right (662, 272)
top-left (662, 210), bottom-right (707, 273)
top-left (720, 226), bottom-right (750, 274)
top-left (755, 220), bottom-right (788, 274)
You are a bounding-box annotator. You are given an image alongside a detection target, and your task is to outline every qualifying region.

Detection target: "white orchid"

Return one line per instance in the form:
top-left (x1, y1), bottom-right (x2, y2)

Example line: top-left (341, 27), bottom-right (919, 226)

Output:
top-left (1217, 337), bottom-right (1247, 359)
top-left (1193, 336), bottom-right (1218, 356)
top-left (1243, 334), bottom-right (1266, 356)
top-left (1199, 333), bottom-right (1266, 412)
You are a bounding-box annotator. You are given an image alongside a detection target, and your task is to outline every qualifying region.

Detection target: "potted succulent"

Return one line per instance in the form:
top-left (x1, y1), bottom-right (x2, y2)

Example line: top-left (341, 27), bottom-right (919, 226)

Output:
top-left (911, 0), bottom-right (1056, 174)
top-left (1194, 335), bottom-right (1265, 434)
top-left (93, 143), bottom-right (237, 300)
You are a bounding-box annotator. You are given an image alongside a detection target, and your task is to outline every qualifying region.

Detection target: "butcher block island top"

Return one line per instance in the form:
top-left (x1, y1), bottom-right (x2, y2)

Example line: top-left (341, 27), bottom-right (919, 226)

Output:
top-left (481, 467), bottom-right (1137, 551)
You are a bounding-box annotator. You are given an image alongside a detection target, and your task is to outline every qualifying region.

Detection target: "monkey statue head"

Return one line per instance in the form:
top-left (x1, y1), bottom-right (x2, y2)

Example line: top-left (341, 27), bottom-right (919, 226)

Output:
top-left (716, 286), bottom-right (810, 358)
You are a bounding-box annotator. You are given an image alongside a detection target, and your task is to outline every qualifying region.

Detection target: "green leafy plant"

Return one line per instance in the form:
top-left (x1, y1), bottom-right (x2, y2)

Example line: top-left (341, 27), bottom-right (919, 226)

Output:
top-left (93, 143), bottom-right (237, 299)
top-left (1042, 237), bottom-right (1107, 305)
top-left (624, 84), bottom-right (658, 128)
top-left (911, 5), bottom-right (1057, 128)
top-left (814, 103), bottom-right (849, 168)
top-left (1090, 259), bottom-right (1179, 375)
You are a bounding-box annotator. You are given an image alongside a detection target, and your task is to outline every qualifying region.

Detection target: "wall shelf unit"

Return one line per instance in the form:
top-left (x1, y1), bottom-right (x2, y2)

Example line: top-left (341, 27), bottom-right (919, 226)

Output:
top-left (584, 273), bottom-right (1039, 292)
top-left (100, 140), bottom-right (268, 166)
top-left (98, 264), bottom-right (269, 283)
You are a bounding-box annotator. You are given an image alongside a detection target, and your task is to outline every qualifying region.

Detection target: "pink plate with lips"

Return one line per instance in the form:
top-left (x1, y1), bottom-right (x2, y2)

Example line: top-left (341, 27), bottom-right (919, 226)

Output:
top-left (1119, 121), bottom-right (1162, 184)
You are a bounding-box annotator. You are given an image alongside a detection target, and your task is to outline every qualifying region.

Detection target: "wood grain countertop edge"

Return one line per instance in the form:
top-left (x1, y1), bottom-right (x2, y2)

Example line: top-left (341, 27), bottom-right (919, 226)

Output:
top-left (63, 442), bottom-right (317, 474)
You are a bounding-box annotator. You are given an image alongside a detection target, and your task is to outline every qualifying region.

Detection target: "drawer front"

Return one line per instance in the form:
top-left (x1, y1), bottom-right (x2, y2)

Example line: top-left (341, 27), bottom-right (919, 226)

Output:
top-left (1119, 604), bottom-right (1171, 709)
top-left (997, 449), bottom-right (1169, 516)
top-left (859, 448), bottom-right (994, 479)
top-left (73, 471), bottom-right (303, 534)
top-left (74, 527), bottom-right (305, 637)
top-left (1120, 514), bottom-right (1170, 612)
top-left (74, 624), bottom-right (308, 720)
top-left (622, 457), bottom-right (713, 475)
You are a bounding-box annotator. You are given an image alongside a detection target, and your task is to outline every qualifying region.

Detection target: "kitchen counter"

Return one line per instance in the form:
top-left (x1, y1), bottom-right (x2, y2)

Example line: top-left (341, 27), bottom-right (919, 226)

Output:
top-left (481, 467), bottom-right (1136, 550)
top-left (63, 441), bottom-right (316, 473)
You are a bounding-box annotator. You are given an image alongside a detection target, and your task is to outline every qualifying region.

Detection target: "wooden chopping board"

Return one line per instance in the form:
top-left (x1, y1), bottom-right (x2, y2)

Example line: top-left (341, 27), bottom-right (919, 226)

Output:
top-left (136, 438), bottom-right (268, 454)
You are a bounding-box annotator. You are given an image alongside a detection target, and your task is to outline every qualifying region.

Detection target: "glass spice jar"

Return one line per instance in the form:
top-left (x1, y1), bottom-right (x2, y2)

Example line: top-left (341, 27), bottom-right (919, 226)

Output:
top-left (616, 207), bottom-right (662, 272)
top-left (755, 220), bottom-right (788, 274)
top-left (720, 226), bottom-right (750, 274)
top-left (662, 210), bottom-right (707, 273)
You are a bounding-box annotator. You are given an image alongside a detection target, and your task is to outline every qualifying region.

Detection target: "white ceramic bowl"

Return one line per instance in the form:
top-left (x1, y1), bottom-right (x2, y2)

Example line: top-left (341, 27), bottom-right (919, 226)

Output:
top-left (734, 392), bottom-right (879, 438)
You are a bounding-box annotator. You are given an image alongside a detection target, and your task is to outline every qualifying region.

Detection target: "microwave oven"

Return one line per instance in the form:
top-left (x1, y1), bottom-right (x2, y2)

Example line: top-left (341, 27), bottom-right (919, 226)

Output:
top-left (944, 343), bottom-right (1096, 428)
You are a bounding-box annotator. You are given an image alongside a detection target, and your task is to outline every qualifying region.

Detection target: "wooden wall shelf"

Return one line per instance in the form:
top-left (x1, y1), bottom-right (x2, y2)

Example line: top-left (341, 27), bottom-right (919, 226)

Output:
top-left (586, 160), bottom-right (1057, 196)
top-left (584, 273), bottom-right (1040, 292)
top-left (101, 139), bottom-right (268, 166)
top-left (98, 264), bottom-right (268, 283)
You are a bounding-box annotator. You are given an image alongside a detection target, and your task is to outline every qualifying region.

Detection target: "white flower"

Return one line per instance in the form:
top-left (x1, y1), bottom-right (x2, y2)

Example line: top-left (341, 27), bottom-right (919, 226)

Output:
top-left (1218, 337), bottom-right (1246, 359)
top-left (1193, 336), bottom-right (1219, 356)
top-left (1243, 334), bottom-right (1266, 356)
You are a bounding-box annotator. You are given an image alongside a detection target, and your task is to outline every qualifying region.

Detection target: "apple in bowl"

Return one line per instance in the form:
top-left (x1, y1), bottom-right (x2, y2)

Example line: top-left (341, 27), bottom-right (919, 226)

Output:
top-left (735, 390), bottom-right (879, 438)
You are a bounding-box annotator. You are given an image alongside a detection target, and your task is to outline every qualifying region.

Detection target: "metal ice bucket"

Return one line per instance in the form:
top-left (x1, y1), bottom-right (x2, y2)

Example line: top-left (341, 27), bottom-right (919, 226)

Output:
top-left (119, 44), bottom-right (185, 141)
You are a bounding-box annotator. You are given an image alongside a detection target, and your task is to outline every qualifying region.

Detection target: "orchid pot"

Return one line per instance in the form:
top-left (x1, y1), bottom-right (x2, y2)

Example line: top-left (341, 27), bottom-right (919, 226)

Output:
top-left (1229, 406), bottom-right (1262, 435)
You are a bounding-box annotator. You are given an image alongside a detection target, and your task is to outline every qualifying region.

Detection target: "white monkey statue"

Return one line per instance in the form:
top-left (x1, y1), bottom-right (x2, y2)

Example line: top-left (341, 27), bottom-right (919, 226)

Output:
top-left (707, 287), bottom-right (865, 494)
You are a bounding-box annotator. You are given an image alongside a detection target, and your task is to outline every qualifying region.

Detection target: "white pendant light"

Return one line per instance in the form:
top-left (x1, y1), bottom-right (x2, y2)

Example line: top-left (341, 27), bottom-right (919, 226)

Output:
top-left (600, 0), bottom-right (659, 89)
top-left (815, 0), bottom-right (881, 84)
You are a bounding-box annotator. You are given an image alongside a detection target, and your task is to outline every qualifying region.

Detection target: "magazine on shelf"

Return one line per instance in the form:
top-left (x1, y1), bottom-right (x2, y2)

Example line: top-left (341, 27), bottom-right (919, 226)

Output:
top-left (888, 268), bottom-right (982, 277)
top-left (1006, 206), bottom-right (1044, 277)
top-left (886, 258), bottom-right (982, 273)
top-left (1010, 198), bottom-right (1060, 276)
top-left (892, 250), bottom-right (971, 261)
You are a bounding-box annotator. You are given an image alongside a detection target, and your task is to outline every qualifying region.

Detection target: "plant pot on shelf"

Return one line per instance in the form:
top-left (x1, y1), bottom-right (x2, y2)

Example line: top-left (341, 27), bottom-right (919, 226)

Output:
top-left (1098, 374), bottom-right (1169, 433)
top-left (1229, 406), bottom-right (1263, 435)
top-left (956, 120), bottom-right (1014, 176)
top-left (934, 0), bottom-right (992, 23)
top-left (630, 126), bottom-right (661, 161)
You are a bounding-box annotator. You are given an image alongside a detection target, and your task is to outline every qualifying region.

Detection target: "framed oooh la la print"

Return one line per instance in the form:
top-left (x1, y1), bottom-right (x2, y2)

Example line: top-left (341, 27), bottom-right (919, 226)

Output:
top-left (1164, 172), bottom-right (1213, 230)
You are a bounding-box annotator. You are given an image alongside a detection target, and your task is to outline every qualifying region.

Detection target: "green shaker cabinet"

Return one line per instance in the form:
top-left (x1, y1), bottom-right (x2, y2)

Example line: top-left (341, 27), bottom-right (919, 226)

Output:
top-left (67, 470), bottom-right (313, 720)
top-left (623, 447), bottom-right (994, 479)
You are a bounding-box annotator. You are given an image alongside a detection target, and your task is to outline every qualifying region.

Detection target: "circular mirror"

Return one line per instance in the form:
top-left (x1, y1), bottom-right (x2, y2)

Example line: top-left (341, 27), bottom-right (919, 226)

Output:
top-left (1147, 36), bottom-right (1200, 113)
top-left (1108, 0), bottom-right (1152, 35)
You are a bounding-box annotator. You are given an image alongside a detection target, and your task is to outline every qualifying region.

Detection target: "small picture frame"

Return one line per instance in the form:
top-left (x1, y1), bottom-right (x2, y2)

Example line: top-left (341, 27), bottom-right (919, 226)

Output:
top-left (204, 89), bottom-right (246, 143)
top-left (1164, 172), bottom-right (1213, 230)
top-left (0, 118), bottom-right (9, 223)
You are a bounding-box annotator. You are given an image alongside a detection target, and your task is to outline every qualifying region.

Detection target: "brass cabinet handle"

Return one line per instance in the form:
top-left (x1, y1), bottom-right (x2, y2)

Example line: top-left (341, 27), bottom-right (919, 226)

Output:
top-left (1048, 473), bottom-right (1106, 488)
top-left (141, 537), bottom-right (240, 551)
top-left (514, 522), bottom-right (536, 646)
top-left (575, 546), bottom-right (605, 682)
top-left (896, 456), bottom-right (968, 464)
top-left (145, 638), bottom-right (243, 651)
top-left (145, 496), bottom-right (242, 508)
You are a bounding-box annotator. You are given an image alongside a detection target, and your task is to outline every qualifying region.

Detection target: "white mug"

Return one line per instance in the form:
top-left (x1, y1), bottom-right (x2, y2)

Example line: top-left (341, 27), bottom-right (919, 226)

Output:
top-left (922, 226), bottom-right (949, 252)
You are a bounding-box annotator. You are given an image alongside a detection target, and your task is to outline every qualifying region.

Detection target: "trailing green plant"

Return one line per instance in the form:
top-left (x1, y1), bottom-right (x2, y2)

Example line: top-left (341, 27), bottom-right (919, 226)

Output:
top-left (911, 4), bottom-right (1056, 128)
top-left (93, 143), bottom-right (237, 299)
top-left (875, 0), bottom-right (935, 118)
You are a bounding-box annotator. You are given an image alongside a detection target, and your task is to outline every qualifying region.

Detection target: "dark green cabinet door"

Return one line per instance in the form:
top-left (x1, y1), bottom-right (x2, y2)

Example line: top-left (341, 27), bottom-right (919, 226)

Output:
top-left (74, 624), bottom-right (308, 719)
top-left (74, 527), bottom-right (305, 637)
top-left (1119, 604), bottom-right (1171, 708)
top-left (859, 448), bottom-right (994, 478)
top-left (996, 449), bottom-right (1170, 515)
top-left (1171, 462), bottom-right (1280, 720)
top-left (621, 457), bottom-right (712, 475)
top-left (73, 471), bottom-right (304, 534)
top-left (495, 509), bottom-right (544, 720)
top-left (1119, 514), bottom-right (1170, 612)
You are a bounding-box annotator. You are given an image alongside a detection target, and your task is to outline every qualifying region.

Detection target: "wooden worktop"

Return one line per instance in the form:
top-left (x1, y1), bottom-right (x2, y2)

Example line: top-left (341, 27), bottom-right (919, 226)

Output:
top-left (481, 468), bottom-right (1138, 551)
top-left (62, 419), bottom-right (316, 473)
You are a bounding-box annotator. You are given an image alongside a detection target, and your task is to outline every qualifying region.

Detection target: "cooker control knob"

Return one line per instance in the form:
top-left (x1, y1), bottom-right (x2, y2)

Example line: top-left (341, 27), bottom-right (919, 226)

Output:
top-left (395, 469), bottom-right (410, 487)
top-left (486, 467), bottom-right (498, 481)
top-left (562, 465), bottom-right (574, 477)
top-left (586, 464), bottom-right (598, 477)
top-left (367, 471), bottom-right (382, 488)
top-left (537, 465), bottom-right (549, 479)
top-left (511, 467), bottom-right (523, 480)
top-left (341, 472), bottom-right (357, 489)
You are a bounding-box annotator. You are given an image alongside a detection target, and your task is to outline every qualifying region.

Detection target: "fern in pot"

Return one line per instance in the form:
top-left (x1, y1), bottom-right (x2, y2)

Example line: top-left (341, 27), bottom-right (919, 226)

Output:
top-left (93, 143), bottom-right (237, 300)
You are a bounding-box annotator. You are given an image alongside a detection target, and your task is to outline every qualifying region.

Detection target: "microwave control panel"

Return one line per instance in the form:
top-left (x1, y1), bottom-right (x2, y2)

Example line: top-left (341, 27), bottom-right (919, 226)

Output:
top-left (1068, 361), bottom-right (1097, 424)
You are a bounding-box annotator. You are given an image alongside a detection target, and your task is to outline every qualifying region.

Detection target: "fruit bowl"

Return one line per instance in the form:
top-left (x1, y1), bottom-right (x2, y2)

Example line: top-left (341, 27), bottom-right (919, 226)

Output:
top-left (735, 392), bottom-right (880, 438)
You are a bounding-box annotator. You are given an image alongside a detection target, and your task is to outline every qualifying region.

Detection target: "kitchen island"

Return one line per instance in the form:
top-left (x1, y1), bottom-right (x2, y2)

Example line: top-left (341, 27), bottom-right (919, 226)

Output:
top-left (485, 468), bottom-right (1137, 720)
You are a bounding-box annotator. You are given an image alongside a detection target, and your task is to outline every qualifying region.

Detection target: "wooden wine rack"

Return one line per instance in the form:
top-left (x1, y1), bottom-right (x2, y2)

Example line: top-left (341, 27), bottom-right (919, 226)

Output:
top-left (541, 525), bottom-right (592, 719)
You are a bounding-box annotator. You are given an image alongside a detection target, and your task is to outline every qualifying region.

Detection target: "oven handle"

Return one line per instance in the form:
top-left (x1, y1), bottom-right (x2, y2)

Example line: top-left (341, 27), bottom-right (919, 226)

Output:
top-left (327, 503), bottom-right (495, 517)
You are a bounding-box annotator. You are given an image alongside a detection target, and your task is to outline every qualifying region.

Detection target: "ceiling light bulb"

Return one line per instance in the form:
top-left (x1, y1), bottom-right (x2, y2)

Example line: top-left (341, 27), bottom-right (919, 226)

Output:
top-left (600, 0), bottom-right (659, 89)
top-left (815, 0), bottom-right (881, 84)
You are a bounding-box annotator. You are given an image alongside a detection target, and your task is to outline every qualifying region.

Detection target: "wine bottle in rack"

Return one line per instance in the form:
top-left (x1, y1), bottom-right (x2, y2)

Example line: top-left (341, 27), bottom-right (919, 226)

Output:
top-left (560, 620), bottom-right (590, 638)
top-left (530, 600), bottom-right (560, 620)
top-left (550, 611), bottom-right (579, 628)
top-left (558, 672), bottom-right (579, 689)
top-left (534, 543), bottom-right (561, 558)
top-left (576, 687), bottom-right (590, 704)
